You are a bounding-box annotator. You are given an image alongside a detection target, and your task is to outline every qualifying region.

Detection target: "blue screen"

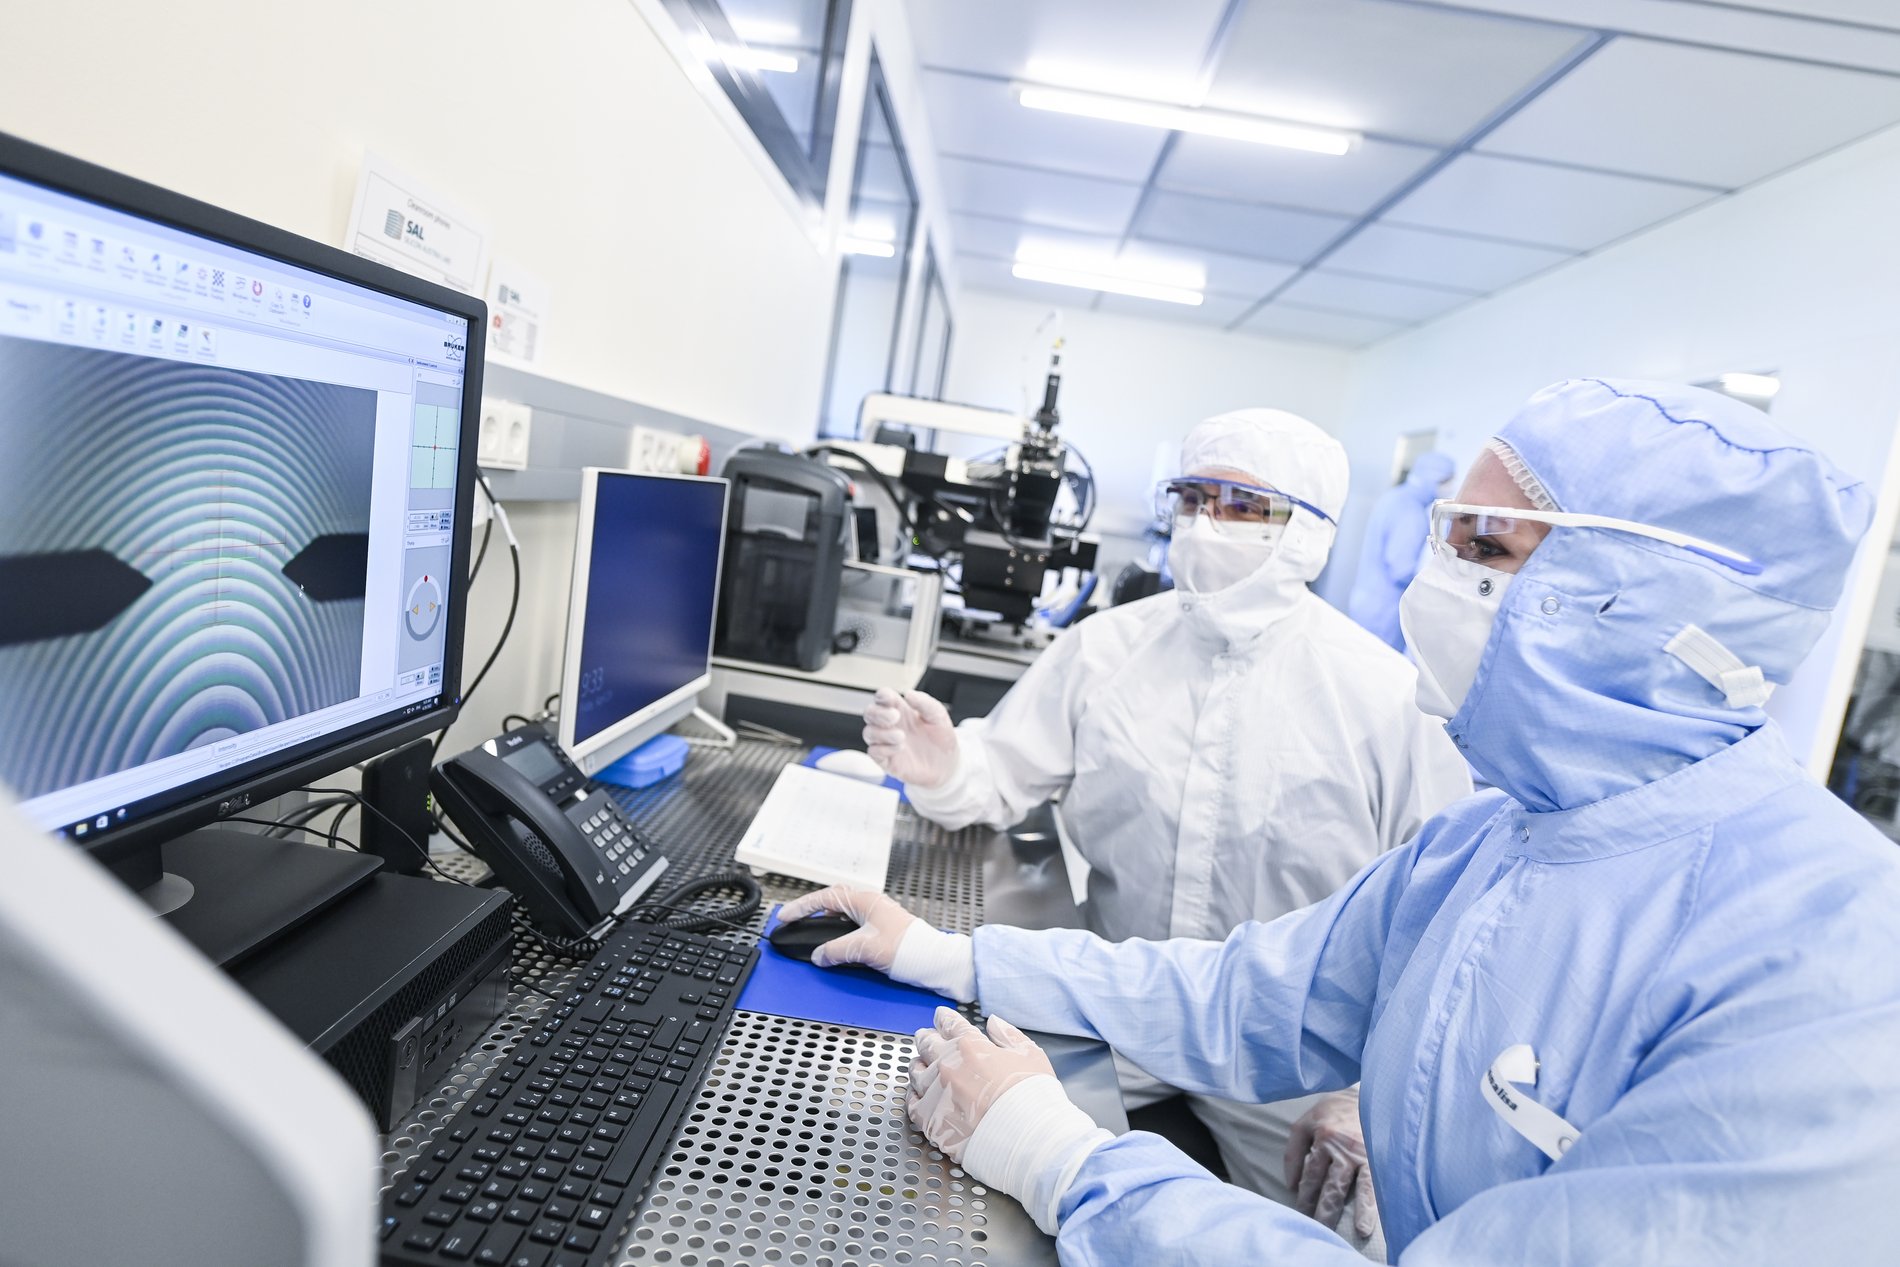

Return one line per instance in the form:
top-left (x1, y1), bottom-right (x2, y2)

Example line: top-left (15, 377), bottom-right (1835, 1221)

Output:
top-left (571, 474), bottom-right (727, 746)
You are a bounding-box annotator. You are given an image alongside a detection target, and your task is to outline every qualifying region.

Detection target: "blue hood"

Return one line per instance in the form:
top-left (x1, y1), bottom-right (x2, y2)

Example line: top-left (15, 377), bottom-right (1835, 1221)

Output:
top-left (1451, 378), bottom-right (1872, 812)
top-left (1404, 451), bottom-right (1456, 503)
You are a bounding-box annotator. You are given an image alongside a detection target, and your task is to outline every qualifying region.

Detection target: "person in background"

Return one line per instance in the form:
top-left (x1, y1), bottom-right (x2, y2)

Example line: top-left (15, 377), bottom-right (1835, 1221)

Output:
top-left (855, 408), bottom-right (1471, 1251)
top-left (1346, 451), bottom-right (1457, 651)
top-left (786, 377), bottom-right (1900, 1263)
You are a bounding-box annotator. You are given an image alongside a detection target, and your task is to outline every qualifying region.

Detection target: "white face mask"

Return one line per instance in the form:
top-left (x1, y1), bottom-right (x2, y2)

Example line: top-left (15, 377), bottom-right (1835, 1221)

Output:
top-left (1169, 514), bottom-right (1283, 595)
top-left (1399, 548), bottom-right (1513, 719)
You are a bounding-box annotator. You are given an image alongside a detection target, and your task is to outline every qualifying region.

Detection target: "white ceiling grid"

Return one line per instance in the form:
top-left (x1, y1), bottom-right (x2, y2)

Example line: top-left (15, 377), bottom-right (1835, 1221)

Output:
top-left (904, 0), bottom-right (1900, 346)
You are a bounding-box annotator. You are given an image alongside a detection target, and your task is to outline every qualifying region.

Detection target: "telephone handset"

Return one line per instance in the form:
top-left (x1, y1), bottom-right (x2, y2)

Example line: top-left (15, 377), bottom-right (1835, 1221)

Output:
top-left (432, 726), bottom-right (669, 938)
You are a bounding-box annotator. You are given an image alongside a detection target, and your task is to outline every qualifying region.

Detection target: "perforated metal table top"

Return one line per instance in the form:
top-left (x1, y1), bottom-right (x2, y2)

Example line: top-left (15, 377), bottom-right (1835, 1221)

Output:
top-left (389, 738), bottom-right (1099, 1266)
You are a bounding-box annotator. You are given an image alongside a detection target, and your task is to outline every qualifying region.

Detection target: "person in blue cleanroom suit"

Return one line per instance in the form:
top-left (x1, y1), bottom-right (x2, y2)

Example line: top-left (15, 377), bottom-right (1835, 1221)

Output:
top-left (1346, 450), bottom-right (1457, 651)
top-left (779, 377), bottom-right (1900, 1263)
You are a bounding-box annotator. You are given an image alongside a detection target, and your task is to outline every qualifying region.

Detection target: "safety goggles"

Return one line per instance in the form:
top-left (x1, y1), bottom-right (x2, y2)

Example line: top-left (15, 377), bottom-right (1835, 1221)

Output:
top-left (1156, 477), bottom-right (1333, 541)
top-left (1429, 501), bottom-right (1761, 575)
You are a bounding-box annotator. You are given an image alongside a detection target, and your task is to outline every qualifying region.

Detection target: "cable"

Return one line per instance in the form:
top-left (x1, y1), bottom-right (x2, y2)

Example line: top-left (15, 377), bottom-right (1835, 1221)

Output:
top-left (803, 443), bottom-right (948, 566)
top-left (432, 472), bottom-right (521, 762)
top-left (298, 786), bottom-right (475, 888)
top-left (501, 714), bottom-right (535, 731)
top-left (630, 869), bottom-right (763, 933)
top-left (266, 795), bottom-right (355, 837)
top-left (469, 508), bottom-right (495, 584)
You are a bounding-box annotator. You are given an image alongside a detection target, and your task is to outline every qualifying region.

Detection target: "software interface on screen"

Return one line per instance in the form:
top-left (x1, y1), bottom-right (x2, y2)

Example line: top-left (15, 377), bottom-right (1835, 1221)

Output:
top-left (0, 170), bottom-right (470, 842)
top-left (571, 475), bottom-right (727, 747)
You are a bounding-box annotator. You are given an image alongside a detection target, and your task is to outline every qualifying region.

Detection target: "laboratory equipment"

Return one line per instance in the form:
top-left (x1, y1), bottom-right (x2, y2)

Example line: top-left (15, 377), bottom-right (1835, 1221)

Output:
top-left (712, 447), bottom-right (852, 670)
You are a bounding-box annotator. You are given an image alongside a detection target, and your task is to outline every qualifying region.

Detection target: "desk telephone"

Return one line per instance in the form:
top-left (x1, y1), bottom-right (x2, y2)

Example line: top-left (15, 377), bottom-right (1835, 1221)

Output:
top-left (432, 726), bottom-right (669, 937)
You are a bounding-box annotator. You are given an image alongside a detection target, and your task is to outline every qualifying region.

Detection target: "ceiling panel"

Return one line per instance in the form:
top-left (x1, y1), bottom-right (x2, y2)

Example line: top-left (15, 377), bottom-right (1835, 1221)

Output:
top-left (1134, 190), bottom-right (1350, 265)
top-left (1157, 133), bottom-right (1441, 217)
top-left (937, 155), bottom-right (1144, 235)
top-left (1323, 222), bottom-right (1574, 291)
top-left (1203, 0), bottom-right (1593, 146)
top-left (1688, 1), bottom-right (1900, 31)
top-left (1479, 37), bottom-right (1900, 189)
top-left (956, 252), bottom-right (1103, 307)
top-left (923, 70), bottom-right (1165, 182)
top-left (1096, 292), bottom-right (1258, 326)
top-left (1383, 153), bottom-right (1717, 251)
top-left (907, 0), bottom-right (1229, 101)
top-left (1239, 302), bottom-right (1407, 347)
top-left (1276, 270), bottom-right (1478, 322)
top-left (1122, 240), bottom-right (1300, 298)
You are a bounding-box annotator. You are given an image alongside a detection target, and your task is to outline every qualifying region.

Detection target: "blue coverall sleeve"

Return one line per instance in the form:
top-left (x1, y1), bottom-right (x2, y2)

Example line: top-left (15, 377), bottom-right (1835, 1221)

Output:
top-left (974, 838), bottom-right (1415, 1104)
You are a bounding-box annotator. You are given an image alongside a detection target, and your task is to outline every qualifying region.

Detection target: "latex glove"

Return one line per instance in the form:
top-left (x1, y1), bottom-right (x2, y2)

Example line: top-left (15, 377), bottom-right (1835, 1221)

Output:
top-left (774, 887), bottom-right (976, 1000)
top-left (908, 1008), bottom-right (1111, 1234)
top-left (862, 688), bottom-right (959, 789)
top-left (1284, 1087), bottom-right (1378, 1240)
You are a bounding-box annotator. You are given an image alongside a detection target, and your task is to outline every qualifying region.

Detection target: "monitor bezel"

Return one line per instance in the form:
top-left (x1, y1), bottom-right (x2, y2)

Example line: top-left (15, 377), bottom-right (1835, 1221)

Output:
top-left (0, 129), bottom-right (487, 879)
top-left (558, 468), bottom-right (731, 774)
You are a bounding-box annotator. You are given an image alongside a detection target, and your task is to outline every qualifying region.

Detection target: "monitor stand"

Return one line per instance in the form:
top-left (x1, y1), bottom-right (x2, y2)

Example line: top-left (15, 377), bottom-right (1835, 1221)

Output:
top-left (140, 828), bottom-right (382, 968)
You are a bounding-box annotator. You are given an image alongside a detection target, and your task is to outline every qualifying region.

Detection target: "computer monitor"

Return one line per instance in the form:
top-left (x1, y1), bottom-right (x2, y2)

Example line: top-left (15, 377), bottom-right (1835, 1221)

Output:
top-left (559, 469), bottom-right (730, 776)
top-left (0, 131), bottom-right (485, 959)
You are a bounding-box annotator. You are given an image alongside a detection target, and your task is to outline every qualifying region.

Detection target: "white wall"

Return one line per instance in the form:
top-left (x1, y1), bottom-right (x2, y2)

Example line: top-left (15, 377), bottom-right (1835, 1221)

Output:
top-left (942, 292), bottom-right (1357, 540)
top-left (1325, 123), bottom-right (1900, 776)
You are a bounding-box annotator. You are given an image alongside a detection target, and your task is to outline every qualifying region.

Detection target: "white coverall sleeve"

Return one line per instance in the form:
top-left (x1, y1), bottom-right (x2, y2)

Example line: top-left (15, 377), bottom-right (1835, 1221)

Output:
top-left (973, 836), bottom-right (1416, 1104)
top-left (904, 622), bottom-right (1100, 832)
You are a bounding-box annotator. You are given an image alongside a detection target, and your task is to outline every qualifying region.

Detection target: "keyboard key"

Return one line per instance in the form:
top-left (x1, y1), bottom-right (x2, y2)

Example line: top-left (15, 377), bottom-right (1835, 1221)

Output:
top-left (403, 1228), bottom-right (442, 1251)
top-left (519, 1180), bottom-right (553, 1203)
top-left (544, 1198), bottom-right (578, 1221)
top-left (466, 1198), bottom-right (503, 1223)
top-left (442, 1182), bottom-right (476, 1204)
top-left (557, 1177), bottom-right (590, 1201)
top-left (652, 1016), bottom-right (683, 1049)
top-left (473, 1226), bottom-right (522, 1265)
top-left (529, 1219), bottom-right (567, 1244)
top-left (439, 1226), bottom-right (485, 1260)
top-left (508, 1251), bottom-right (549, 1267)
top-left (579, 1205), bottom-right (613, 1229)
top-left (504, 1202), bottom-right (539, 1225)
top-left (394, 1183), bottom-right (428, 1208)
top-left (482, 1178), bottom-right (517, 1200)
top-left (563, 1228), bottom-right (600, 1253)
top-left (423, 1206), bottom-right (458, 1227)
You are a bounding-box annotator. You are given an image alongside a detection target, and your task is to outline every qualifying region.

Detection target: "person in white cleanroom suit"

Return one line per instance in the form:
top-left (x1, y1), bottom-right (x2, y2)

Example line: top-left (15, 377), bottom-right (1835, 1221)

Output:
top-left (788, 378), bottom-right (1900, 1264)
top-left (1345, 451), bottom-right (1457, 651)
top-left (857, 408), bottom-right (1470, 1245)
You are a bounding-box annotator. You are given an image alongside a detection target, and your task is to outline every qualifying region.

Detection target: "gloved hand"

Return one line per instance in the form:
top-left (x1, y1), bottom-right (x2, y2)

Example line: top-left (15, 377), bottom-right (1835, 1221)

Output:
top-left (774, 887), bottom-right (977, 1001)
top-left (1284, 1086), bottom-right (1378, 1240)
top-left (909, 1008), bottom-right (1055, 1161)
top-left (862, 688), bottom-right (959, 789)
top-left (908, 1007), bottom-right (1112, 1234)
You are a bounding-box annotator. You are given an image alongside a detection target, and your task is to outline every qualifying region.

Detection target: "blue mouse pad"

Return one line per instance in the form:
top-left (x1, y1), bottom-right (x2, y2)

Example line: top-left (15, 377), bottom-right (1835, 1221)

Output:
top-left (801, 746), bottom-right (908, 802)
top-left (736, 905), bottom-right (954, 1034)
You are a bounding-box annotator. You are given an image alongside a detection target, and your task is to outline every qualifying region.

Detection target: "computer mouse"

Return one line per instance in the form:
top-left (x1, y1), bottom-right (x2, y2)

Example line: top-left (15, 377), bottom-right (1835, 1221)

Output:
top-left (768, 913), bottom-right (861, 962)
top-left (814, 748), bottom-right (888, 784)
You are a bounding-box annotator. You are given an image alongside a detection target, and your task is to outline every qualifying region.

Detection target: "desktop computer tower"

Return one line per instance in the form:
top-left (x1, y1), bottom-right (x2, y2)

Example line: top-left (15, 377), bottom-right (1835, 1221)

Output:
top-left (233, 872), bottom-right (515, 1131)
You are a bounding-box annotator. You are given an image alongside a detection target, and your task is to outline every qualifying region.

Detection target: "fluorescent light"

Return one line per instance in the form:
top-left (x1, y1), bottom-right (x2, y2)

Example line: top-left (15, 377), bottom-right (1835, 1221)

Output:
top-left (1012, 261), bottom-right (1203, 306)
top-left (1718, 372), bottom-right (1781, 399)
top-left (843, 236), bottom-right (896, 258)
top-left (1017, 86), bottom-right (1355, 156)
top-left (724, 46), bottom-right (799, 74)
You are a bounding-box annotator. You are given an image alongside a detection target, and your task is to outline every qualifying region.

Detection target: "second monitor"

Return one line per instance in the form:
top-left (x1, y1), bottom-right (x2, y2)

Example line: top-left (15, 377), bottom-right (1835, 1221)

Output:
top-left (558, 469), bottom-right (730, 777)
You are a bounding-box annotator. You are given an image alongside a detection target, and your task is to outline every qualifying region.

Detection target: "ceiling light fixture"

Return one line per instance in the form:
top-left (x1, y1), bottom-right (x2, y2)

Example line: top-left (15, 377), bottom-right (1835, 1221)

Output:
top-left (1012, 261), bottom-right (1203, 306)
top-left (723, 46), bottom-right (799, 74)
top-left (1017, 86), bottom-right (1356, 156)
top-left (842, 236), bottom-right (896, 258)
top-left (1717, 372), bottom-right (1781, 399)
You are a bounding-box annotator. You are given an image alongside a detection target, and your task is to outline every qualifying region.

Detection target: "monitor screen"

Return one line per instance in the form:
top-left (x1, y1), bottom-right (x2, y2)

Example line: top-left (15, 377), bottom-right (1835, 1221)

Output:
top-left (564, 471), bottom-right (728, 757)
top-left (0, 147), bottom-right (476, 848)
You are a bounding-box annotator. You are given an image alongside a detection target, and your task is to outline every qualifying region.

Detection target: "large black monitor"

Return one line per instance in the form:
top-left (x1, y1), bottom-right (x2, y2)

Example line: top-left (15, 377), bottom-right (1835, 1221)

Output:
top-left (557, 470), bottom-right (729, 777)
top-left (0, 131), bottom-right (485, 961)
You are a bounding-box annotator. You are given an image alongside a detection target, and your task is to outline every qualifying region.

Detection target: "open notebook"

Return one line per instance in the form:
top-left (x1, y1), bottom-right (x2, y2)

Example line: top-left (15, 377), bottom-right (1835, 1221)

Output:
top-left (734, 763), bottom-right (899, 890)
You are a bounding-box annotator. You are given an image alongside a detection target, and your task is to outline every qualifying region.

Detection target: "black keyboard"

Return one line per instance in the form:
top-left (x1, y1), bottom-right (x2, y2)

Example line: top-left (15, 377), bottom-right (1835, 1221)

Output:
top-left (379, 922), bottom-right (757, 1267)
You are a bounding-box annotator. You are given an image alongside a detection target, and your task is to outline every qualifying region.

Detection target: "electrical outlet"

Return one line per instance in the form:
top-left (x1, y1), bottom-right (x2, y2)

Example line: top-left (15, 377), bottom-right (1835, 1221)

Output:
top-left (478, 398), bottom-right (532, 471)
